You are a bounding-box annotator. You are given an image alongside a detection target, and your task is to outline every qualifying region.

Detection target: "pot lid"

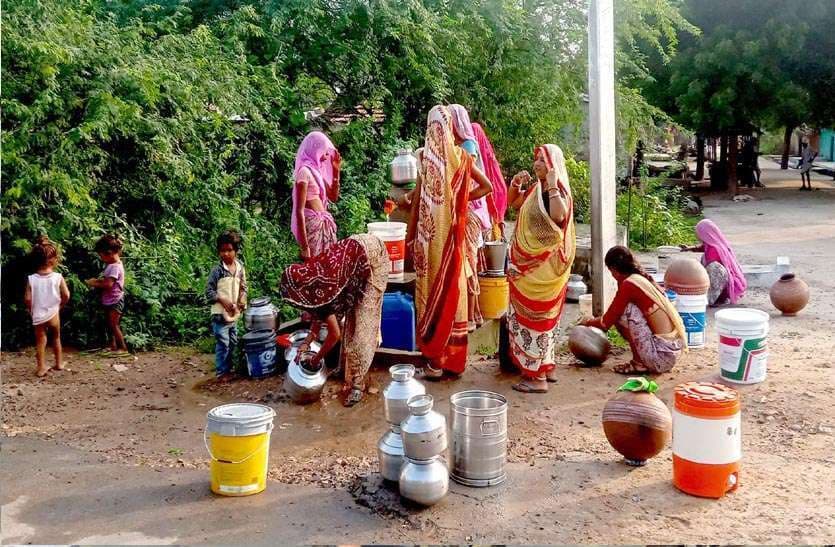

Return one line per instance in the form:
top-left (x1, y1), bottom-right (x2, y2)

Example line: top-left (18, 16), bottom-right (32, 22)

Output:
top-left (390, 364), bottom-right (416, 382)
top-left (407, 394), bottom-right (434, 415)
top-left (714, 308), bottom-right (770, 327)
top-left (675, 382), bottom-right (739, 410)
top-left (250, 296), bottom-right (272, 307)
top-left (207, 403), bottom-right (275, 425)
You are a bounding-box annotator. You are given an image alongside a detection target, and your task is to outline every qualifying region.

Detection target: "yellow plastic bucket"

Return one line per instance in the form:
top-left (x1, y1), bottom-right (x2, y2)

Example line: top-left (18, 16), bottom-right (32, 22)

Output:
top-left (205, 403), bottom-right (275, 497)
top-left (478, 275), bottom-right (509, 319)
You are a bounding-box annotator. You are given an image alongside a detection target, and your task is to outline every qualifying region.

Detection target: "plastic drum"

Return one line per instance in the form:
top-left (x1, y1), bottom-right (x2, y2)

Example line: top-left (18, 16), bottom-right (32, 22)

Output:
top-left (672, 382), bottom-right (741, 499)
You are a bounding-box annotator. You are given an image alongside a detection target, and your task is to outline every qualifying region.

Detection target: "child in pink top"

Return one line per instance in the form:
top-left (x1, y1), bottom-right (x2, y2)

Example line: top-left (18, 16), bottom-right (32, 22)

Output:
top-left (86, 234), bottom-right (128, 355)
top-left (24, 237), bottom-right (70, 377)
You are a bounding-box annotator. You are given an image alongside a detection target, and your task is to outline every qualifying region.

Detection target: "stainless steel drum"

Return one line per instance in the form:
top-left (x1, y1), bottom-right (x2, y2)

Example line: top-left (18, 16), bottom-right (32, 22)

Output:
top-left (378, 427), bottom-right (406, 482)
top-left (244, 297), bottom-right (277, 331)
top-left (282, 355), bottom-right (326, 405)
top-left (390, 148), bottom-right (418, 185)
top-left (382, 364), bottom-right (425, 427)
top-left (400, 394), bottom-right (447, 460)
top-left (398, 456), bottom-right (449, 506)
top-left (449, 390), bottom-right (508, 487)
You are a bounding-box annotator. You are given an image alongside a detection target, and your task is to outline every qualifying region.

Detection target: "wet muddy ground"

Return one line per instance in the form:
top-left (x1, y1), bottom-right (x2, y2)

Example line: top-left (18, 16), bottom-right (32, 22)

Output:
top-left (2, 166), bottom-right (835, 544)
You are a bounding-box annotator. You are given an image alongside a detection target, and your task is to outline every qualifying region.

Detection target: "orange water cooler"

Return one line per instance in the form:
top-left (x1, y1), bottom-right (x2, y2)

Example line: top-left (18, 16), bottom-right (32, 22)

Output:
top-left (672, 382), bottom-right (741, 498)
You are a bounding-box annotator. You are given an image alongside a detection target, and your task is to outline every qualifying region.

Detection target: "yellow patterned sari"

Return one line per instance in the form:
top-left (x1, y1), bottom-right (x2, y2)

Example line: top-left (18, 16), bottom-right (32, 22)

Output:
top-left (413, 105), bottom-right (473, 374)
top-left (507, 144), bottom-right (575, 378)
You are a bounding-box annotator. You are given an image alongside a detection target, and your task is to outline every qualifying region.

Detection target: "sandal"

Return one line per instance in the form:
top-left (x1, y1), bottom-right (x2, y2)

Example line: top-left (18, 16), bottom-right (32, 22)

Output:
top-left (422, 365), bottom-right (443, 380)
top-left (512, 380), bottom-right (548, 394)
top-left (613, 360), bottom-right (652, 375)
top-left (343, 387), bottom-right (364, 407)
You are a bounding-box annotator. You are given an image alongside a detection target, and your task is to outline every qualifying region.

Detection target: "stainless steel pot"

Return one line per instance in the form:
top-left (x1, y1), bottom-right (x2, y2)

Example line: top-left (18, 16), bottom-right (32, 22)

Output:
top-left (483, 240), bottom-right (508, 274)
top-left (383, 364), bottom-right (425, 427)
top-left (399, 456), bottom-right (449, 506)
top-left (244, 297), bottom-right (277, 331)
top-left (282, 355), bottom-right (326, 405)
top-left (449, 390), bottom-right (508, 487)
top-left (566, 274), bottom-right (588, 302)
top-left (390, 148), bottom-right (418, 185)
top-left (377, 426), bottom-right (405, 482)
top-left (401, 394), bottom-right (447, 460)
top-left (284, 335), bottom-right (322, 368)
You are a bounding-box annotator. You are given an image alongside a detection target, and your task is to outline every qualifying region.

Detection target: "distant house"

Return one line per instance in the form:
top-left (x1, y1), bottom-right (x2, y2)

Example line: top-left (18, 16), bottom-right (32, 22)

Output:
top-left (819, 128), bottom-right (835, 161)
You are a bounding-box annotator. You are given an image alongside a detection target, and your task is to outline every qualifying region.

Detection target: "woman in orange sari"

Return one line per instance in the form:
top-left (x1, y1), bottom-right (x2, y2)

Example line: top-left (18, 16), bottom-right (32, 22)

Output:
top-left (506, 144), bottom-right (575, 393)
top-left (407, 105), bottom-right (492, 378)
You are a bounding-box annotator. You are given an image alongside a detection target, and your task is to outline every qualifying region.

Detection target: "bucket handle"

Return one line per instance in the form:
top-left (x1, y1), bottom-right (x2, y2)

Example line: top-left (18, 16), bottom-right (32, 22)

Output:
top-left (480, 419), bottom-right (501, 436)
top-left (204, 426), bottom-right (272, 465)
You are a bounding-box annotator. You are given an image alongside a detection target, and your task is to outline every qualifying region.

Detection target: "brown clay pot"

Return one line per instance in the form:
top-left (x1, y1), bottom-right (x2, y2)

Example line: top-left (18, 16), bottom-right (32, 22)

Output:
top-left (769, 273), bottom-right (810, 316)
top-left (664, 258), bottom-right (710, 295)
top-left (602, 391), bottom-right (672, 466)
top-left (568, 326), bottom-right (611, 366)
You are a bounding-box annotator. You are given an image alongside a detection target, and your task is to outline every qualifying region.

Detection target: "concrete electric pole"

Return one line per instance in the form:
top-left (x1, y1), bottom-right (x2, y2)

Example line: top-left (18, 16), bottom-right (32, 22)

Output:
top-left (587, 0), bottom-right (618, 314)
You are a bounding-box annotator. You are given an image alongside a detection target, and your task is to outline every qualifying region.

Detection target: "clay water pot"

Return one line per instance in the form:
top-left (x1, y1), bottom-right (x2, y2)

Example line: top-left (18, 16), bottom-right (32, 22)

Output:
top-left (568, 326), bottom-right (611, 366)
top-left (664, 258), bottom-right (709, 295)
top-left (769, 273), bottom-right (809, 316)
top-left (602, 391), bottom-right (672, 466)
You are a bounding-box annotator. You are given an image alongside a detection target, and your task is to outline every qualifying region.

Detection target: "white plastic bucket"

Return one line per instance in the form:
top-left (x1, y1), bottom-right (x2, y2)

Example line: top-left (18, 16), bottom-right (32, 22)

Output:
top-left (676, 293), bottom-right (707, 349)
top-left (578, 294), bottom-right (593, 318)
top-left (715, 308), bottom-right (769, 384)
top-left (368, 222), bottom-right (407, 281)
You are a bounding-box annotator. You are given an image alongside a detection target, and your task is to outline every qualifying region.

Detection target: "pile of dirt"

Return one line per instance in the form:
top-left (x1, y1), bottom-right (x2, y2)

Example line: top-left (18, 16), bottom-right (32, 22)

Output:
top-left (268, 452), bottom-right (376, 489)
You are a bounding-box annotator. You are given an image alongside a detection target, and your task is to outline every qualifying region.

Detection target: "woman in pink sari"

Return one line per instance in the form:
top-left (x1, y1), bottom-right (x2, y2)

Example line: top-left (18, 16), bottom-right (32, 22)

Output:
top-left (472, 123), bottom-right (508, 239)
top-left (680, 219), bottom-right (746, 306)
top-left (448, 104), bottom-right (494, 330)
top-left (292, 131), bottom-right (342, 259)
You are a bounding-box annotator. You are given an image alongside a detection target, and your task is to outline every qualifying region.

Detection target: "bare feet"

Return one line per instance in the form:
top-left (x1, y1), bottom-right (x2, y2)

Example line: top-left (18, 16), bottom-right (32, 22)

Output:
top-left (35, 367), bottom-right (49, 378)
top-left (52, 363), bottom-right (66, 371)
top-left (546, 369), bottom-right (558, 383)
top-left (512, 378), bottom-right (548, 393)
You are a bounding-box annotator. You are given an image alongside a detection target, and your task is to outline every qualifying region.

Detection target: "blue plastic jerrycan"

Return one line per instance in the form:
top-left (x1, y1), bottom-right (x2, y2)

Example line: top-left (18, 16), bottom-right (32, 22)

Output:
top-left (381, 292), bottom-right (417, 351)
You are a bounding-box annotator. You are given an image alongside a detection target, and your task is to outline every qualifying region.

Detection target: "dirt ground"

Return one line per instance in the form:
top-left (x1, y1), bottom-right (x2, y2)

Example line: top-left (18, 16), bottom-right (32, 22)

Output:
top-left (2, 163), bottom-right (834, 544)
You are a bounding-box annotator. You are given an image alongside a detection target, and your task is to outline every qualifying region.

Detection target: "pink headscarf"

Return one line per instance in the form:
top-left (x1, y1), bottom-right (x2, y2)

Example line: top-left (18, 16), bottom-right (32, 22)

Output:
top-left (291, 131), bottom-right (337, 242)
top-left (472, 123), bottom-right (508, 225)
top-left (448, 104), bottom-right (490, 229)
top-left (448, 104), bottom-right (476, 142)
top-left (695, 219), bottom-right (747, 303)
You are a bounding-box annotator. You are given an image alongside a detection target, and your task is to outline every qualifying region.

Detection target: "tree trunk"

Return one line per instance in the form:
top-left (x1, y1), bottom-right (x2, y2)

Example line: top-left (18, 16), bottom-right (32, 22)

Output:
top-left (781, 125), bottom-right (793, 169)
top-left (720, 134), bottom-right (728, 165)
top-left (696, 134), bottom-right (705, 180)
top-left (728, 134), bottom-right (739, 195)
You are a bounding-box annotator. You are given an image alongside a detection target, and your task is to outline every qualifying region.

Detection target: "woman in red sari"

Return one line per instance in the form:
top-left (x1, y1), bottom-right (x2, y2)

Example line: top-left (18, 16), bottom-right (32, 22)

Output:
top-left (407, 105), bottom-right (492, 378)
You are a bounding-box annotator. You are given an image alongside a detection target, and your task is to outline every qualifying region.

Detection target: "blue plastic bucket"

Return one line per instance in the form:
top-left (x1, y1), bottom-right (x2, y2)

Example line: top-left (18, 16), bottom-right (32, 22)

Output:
top-left (242, 330), bottom-right (277, 378)
top-left (676, 293), bottom-right (707, 349)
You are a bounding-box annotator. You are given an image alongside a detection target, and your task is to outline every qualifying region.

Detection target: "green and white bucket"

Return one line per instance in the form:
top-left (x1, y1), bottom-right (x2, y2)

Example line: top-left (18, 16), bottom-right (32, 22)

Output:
top-left (715, 308), bottom-right (769, 384)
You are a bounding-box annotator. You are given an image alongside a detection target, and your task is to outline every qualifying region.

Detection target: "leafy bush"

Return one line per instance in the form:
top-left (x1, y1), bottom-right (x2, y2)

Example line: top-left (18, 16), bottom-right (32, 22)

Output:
top-left (617, 177), bottom-right (698, 250)
top-left (2, 0), bottom-right (694, 350)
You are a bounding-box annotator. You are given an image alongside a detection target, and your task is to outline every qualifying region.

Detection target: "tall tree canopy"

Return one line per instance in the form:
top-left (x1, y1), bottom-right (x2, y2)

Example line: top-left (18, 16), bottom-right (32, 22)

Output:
top-left (2, 0), bottom-right (694, 348)
top-left (641, 0), bottom-right (835, 188)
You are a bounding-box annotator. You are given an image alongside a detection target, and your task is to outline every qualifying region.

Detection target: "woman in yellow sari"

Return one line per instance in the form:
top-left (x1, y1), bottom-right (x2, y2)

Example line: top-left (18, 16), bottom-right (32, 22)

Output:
top-left (506, 144), bottom-right (575, 393)
top-left (407, 105), bottom-right (492, 378)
